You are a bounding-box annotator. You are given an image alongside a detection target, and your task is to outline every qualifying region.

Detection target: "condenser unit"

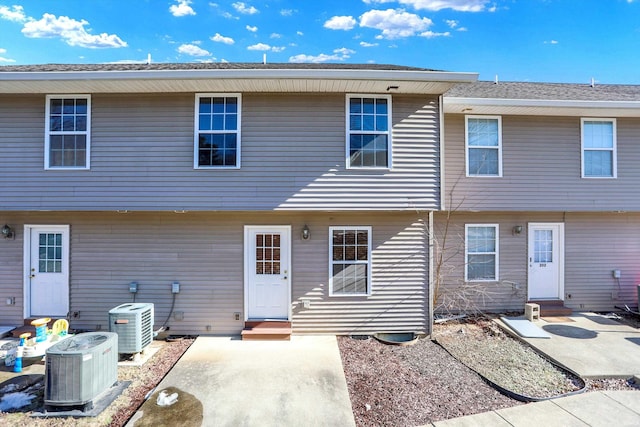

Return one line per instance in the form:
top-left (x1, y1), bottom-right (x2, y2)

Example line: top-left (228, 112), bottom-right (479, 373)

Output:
top-left (109, 302), bottom-right (154, 354)
top-left (45, 332), bottom-right (118, 411)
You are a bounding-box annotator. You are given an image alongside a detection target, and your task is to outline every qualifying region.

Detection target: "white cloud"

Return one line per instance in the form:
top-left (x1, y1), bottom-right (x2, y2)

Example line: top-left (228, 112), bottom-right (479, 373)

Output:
top-left (233, 2), bottom-right (258, 15)
top-left (0, 5), bottom-right (27, 22)
top-left (22, 13), bottom-right (127, 48)
top-left (324, 15), bottom-right (357, 30)
top-left (211, 33), bottom-right (235, 44)
top-left (360, 41), bottom-right (379, 47)
top-left (419, 30), bottom-right (450, 38)
top-left (177, 43), bottom-right (211, 56)
top-left (359, 9), bottom-right (432, 39)
top-left (288, 47), bottom-right (354, 63)
top-left (544, 40), bottom-right (559, 44)
top-left (363, 0), bottom-right (489, 12)
top-left (0, 48), bottom-right (15, 63)
top-left (247, 43), bottom-right (285, 52)
top-left (170, 0), bottom-right (196, 17)
top-left (280, 9), bottom-right (295, 16)
top-left (246, 25), bottom-right (258, 32)
top-left (270, 33), bottom-right (282, 39)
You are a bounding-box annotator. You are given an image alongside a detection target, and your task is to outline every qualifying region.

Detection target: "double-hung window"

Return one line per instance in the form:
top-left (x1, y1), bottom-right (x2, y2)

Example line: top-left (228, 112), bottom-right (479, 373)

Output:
top-left (329, 227), bottom-right (372, 296)
top-left (581, 118), bottom-right (616, 178)
top-left (195, 94), bottom-right (241, 168)
top-left (45, 95), bottom-right (91, 169)
top-left (465, 224), bottom-right (499, 281)
top-left (347, 95), bottom-right (392, 169)
top-left (466, 116), bottom-right (502, 177)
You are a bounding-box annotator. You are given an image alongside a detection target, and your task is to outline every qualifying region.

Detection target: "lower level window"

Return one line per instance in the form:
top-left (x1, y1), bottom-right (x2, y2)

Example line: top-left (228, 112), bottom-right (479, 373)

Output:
top-left (465, 224), bottom-right (498, 281)
top-left (330, 227), bottom-right (371, 296)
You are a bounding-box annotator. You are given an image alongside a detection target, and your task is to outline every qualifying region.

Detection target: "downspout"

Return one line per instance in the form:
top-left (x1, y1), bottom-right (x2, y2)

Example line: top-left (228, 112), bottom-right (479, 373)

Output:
top-left (438, 94), bottom-right (446, 211)
top-left (428, 210), bottom-right (434, 337)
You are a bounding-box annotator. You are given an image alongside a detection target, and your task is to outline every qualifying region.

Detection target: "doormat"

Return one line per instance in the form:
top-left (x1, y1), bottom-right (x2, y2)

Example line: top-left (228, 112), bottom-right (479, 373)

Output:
top-left (500, 317), bottom-right (552, 339)
top-left (542, 317), bottom-right (575, 323)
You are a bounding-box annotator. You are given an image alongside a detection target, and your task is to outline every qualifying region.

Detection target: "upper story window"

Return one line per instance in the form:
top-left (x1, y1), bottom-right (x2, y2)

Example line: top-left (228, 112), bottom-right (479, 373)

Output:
top-left (195, 94), bottom-right (241, 169)
top-left (466, 116), bottom-right (502, 177)
top-left (45, 95), bottom-right (91, 169)
top-left (581, 118), bottom-right (616, 178)
top-left (329, 226), bottom-right (372, 296)
top-left (465, 224), bottom-right (499, 282)
top-left (346, 95), bottom-right (392, 169)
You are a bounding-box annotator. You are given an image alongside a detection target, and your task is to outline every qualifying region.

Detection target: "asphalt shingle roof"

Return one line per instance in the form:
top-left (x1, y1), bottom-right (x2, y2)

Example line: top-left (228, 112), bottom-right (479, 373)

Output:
top-left (446, 81), bottom-right (640, 102)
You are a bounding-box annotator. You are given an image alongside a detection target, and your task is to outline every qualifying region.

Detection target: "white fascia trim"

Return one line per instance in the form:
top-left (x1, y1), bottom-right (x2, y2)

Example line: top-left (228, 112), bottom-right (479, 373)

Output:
top-left (0, 69), bottom-right (479, 84)
top-left (444, 96), bottom-right (640, 110)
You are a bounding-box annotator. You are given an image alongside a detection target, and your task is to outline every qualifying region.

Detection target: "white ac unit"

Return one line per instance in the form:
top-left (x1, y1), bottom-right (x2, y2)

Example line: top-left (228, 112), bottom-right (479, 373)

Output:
top-left (45, 332), bottom-right (118, 411)
top-left (109, 302), bottom-right (154, 354)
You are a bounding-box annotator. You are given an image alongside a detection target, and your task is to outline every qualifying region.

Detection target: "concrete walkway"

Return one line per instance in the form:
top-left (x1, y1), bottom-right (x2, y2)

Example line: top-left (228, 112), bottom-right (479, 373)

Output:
top-left (500, 312), bottom-right (640, 379)
top-left (430, 390), bottom-right (640, 427)
top-left (126, 335), bottom-right (355, 427)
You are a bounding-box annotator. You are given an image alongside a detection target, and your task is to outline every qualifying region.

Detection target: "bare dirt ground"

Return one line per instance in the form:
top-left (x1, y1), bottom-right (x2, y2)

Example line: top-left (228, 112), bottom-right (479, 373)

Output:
top-left (338, 315), bottom-right (640, 427)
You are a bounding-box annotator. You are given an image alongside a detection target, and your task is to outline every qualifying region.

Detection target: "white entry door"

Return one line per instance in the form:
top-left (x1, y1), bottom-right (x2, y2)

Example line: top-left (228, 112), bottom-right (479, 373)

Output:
top-left (244, 226), bottom-right (291, 320)
top-left (25, 225), bottom-right (70, 317)
top-left (527, 223), bottom-right (564, 300)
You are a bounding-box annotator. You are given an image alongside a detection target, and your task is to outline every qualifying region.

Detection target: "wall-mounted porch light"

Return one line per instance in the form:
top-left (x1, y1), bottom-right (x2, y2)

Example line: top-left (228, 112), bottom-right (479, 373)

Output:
top-left (301, 224), bottom-right (310, 240)
top-left (1, 224), bottom-right (14, 239)
top-left (512, 225), bottom-right (523, 235)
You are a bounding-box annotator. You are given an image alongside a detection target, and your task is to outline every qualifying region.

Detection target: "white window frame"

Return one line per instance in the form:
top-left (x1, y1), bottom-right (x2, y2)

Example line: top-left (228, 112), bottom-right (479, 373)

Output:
top-left (346, 94), bottom-right (393, 170)
top-left (45, 95), bottom-right (91, 170)
top-left (194, 93), bottom-right (242, 169)
top-left (465, 115), bottom-right (502, 177)
top-left (581, 118), bottom-right (617, 179)
top-left (329, 226), bottom-right (372, 297)
top-left (465, 224), bottom-right (499, 282)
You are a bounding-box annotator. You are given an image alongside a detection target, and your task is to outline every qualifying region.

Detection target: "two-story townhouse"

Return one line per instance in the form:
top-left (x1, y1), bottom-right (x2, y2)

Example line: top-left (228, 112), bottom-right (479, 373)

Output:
top-left (439, 81), bottom-right (640, 315)
top-left (0, 63), bottom-right (477, 336)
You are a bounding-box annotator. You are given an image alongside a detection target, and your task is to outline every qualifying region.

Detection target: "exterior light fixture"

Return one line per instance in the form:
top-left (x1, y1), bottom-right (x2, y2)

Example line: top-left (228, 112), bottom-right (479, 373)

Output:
top-left (1, 224), bottom-right (14, 239)
top-left (513, 225), bottom-right (523, 235)
top-left (301, 225), bottom-right (310, 240)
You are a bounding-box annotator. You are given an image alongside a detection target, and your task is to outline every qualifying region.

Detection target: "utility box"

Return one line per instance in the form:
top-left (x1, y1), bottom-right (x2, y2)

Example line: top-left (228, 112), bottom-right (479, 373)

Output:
top-left (109, 303), bottom-right (154, 354)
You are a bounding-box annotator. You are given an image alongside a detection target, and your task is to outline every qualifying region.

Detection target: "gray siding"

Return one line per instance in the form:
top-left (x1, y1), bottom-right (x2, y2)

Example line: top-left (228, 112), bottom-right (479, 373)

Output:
top-left (0, 94), bottom-right (440, 211)
top-left (443, 114), bottom-right (640, 212)
top-left (1, 211), bottom-right (429, 335)
top-left (433, 211), bottom-right (640, 313)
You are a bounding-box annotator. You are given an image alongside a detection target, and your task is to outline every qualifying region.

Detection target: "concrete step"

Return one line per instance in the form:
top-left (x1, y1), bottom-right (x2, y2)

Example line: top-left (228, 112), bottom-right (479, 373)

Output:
top-left (241, 321), bottom-right (292, 341)
top-left (529, 301), bottom-right (573, 317)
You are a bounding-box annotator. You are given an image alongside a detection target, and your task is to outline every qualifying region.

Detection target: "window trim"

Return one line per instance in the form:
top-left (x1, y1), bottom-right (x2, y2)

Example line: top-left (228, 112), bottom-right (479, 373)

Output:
top-left (44, 94), bottom-right (91, 170)
top-left (581, 118), bottom-right (617, 179)
top-left (194, 93), bottom-right (242, 169)
top-left (329, 226), bottom-right (373, 297)
top-left (345, 94), bottom-right (393, 170)
top-left (465, 115), bottom-right (502, 177)
top-left (464, 224), bottom-right (499, 282)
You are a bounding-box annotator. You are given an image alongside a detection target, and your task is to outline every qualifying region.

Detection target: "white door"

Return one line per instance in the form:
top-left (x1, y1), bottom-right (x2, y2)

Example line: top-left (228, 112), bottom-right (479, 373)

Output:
top-left (528, 223), bottom-right (564, 300)
top-left (244, 226), bottom-right (291, 320)
top-left (25, 226), bottom-right (70, 317)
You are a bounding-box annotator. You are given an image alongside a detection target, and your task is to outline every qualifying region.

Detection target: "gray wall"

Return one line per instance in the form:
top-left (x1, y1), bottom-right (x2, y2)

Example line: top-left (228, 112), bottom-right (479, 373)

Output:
top-left (443, 114), bottom-right (640, 212)
top-left (0, 93), bottom-right (440, 211)
top-left (433, 211), bottom-right (640, 313)
top-left (0, 211), bottom-right (429, 335)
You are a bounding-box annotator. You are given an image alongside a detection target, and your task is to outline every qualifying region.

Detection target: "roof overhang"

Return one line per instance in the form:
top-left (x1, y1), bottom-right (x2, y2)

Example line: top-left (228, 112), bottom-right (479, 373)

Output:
top-left (0, 68), bottom-right (478, 95)
top-left (444, 97), bottom-right (640, 117)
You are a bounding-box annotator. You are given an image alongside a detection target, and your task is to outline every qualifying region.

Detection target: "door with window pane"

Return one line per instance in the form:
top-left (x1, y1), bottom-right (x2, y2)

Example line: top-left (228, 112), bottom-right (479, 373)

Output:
top-left (245, 226), bottom-right (290, 320)
top-left (28, 226), bottom-right (69, 317)
top-left (528, 223), bottom-right (564, 300)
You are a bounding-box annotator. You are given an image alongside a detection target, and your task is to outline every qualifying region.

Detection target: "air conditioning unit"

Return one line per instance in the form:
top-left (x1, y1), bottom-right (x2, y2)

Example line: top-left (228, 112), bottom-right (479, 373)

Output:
top-left (109, 303), bottom-right (154, 354)
top-left (45, 332), bottom-right (118, 411)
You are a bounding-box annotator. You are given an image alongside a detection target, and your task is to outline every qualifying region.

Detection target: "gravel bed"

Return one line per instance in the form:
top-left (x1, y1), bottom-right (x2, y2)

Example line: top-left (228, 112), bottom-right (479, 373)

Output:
top-left (434, 319), bottom-right (582, 399)
top-left (339, 317), bottom-right (640, 427)
top-left (338, 335), bottom-right (521, 427)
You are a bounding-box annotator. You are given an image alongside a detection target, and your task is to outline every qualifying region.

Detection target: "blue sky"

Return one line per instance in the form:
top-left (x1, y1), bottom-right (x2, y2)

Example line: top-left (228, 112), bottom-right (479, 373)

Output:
top-left (1, 1), bottom-right (639, 84)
